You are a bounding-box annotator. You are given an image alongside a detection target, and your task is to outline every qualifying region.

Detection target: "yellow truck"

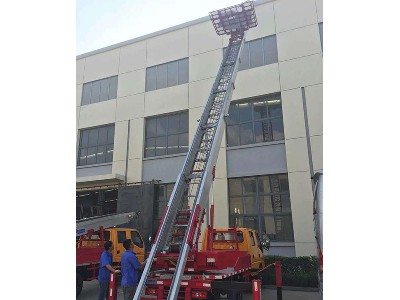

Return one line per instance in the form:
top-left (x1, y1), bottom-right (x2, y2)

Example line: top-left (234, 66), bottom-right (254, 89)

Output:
top-left (201, 227), bottom-right (270, 272)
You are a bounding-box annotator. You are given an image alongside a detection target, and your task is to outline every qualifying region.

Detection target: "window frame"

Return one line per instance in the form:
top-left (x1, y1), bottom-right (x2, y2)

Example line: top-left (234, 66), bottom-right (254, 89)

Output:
top-left (228, 174), bottom-right (294, 242)
top-left (144, 111), bottom-right (189, 158)
top-left (77, 124), bottom-right (115, 167)
top-left (226, 94), bottom-right (284, 147)
top-left (81, 76), bottom-right (118, 106)
top-left (145, 58), bottom-right (189, 92)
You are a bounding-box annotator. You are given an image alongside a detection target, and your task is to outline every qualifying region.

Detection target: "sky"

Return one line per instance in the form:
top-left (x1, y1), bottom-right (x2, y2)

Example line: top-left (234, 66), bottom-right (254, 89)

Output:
top-left (77, 0), bottom-right (247, 55)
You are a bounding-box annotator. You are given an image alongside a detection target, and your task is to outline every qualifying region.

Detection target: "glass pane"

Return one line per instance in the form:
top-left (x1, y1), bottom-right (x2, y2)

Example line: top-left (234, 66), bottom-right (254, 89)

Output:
top-left (268, 99), bottom-right (282, 117)
top-left (117, 231), bottom-right (126, 243)
top-left (145, 138), bottom-right (156, 158)
top-left (88, 129), bottom-right (98, 147)
top-left (179, 112), bottom-right (189, 133)
top-left (178, 133), bottom-right (188, 153)
top-left (229, 197), bottom-right (243, 214)
top-left (96, 145), bottom-right (106, 164)
top-left (86, 147), bottom-right (97, 165)
top-left (243, 216), bottom-right (258, 231)
top-left (178, 58), bottom-right (189, 84)
top-left (90, 80), bottom-right (100, 104)
top-left (254, 120), bottom-right (271, 143)
top-left (227, 103), bottom-right (240, 125)
top-left (258, 176), bottom-right (271, 194)
top-left (166, 183), bottom-right (174, 200)
top-left (99, 78), bottom-right (109, 102)
top-left (167, 134), bottom-right (179, 155)
top-left (278, 174), bottom-right (289, 191)
top-left (238, 102), bottom-right (252, 122)
top-left (146, 118), bottom-right (157, 138)
top-left (167, 61), bottom-right (178, 87)
top-left (106, 145), bottom-right (114, 162)
top-left (260, 196), bottom-right (273, 214)
top-left (156, 64), bottom-right (167, 89)
top-left (227, 125), bottom-right (240, 147)
top-left (249, 38), bottom-right (264, 68)
top-left (277, 215), bottom-right (294, 241)
top-left (131, 231), bottom-right (143, 248)
top-left (260, 215), bottom-right (276, 241)
top-left (243, 196), bottom-right (257, 214)
top-left (228, 178), bottom-right (242, 196)
top-left (271, 118), bottom-right (284, 141)
top-left (253, 100), bottom-right (267, 120)
top-left (146, 67), bottom-right (156, 92)
top-left (240, 123), bottom-right (254, 145)
top-left (270, 175), bottom-right (281, 193)
top-left (155, 136), bottom-right (167, 156)
top-left (109, 76), bottom-right (118, 99)
top-left (243, 177), bottom-right (256, 195)
top-left (107, 126), bottom-right (115, 144)
top-left (281, 194), bottom-right (292, 213)
top-left (78, 148), bottom-right (87, 166)
top-left (81, 83), bottom-right (91, 105)
top-left (156, 116), bottom-right (167, 136)
top-left (231, 216), bottom-right (243, 228)
top-left (80, 130), bottom-right (89, 147)
top-left (263, 35), bottom-right (278, 65)
top-left (98, 127), bottom-right (108, 145)
top-left (238, 43), bottom-right (249, 71)
top-left (271, 194), bottom-right (283, 213)
top-left (168, 114), bottom-right (179, 135)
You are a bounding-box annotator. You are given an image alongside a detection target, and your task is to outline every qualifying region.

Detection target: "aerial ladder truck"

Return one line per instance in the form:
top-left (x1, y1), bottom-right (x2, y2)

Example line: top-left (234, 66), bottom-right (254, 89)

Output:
top-left (135, 2), bottom-right (264, 300)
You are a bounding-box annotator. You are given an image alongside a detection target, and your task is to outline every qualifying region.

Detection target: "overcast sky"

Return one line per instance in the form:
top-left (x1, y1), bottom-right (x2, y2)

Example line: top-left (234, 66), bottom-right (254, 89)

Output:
top-left (76, 0), bottom-right (245, 55)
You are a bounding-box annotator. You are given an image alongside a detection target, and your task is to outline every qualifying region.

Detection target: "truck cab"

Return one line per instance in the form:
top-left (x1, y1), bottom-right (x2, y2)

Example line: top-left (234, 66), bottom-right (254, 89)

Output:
top-left (201, 227), bottom-right (269, 271)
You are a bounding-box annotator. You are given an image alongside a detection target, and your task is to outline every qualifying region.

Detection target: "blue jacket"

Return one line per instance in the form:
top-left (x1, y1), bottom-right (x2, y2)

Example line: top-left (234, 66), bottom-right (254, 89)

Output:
top-left (98, 251), bottom-right (113, 283)
top-left (121, 250), bottom-right (141, 286)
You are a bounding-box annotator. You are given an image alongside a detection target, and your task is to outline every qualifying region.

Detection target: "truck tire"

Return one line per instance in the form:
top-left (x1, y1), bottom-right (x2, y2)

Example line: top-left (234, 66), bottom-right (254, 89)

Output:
top-left (76, 272), bottom-right (83, 298)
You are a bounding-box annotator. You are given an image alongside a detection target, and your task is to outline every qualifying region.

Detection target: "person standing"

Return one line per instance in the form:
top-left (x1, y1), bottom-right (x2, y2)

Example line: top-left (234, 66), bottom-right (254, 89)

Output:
top-left (97, 241), bottom-right (120, 300)
top-left (121, 239), bottom-right (146, 300)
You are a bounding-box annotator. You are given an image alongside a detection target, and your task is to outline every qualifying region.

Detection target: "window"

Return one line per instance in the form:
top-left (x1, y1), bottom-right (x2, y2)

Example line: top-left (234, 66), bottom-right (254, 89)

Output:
top-left (145, 111), bottom-right (189, 158)
top-left (81, 76), bottom-right (118, 105)
top-left (78, 124), bottom-right (115, 166)
top-left (146, 58), bottom-right (189, 92)
top-left (117, 231), bottom-right (127, 243)
top-left (76, 188), bottom-right (118, 220)
top-left (224, 35), bottom-right (278, 72)
top-left (226, 94), bottom-right (284, 147)
top-left (130, 231), bottom-right (144, 248)
top-left (228, 174), bottom-right (294, 242)
top-left (318, 22), bottom-right (323, 51)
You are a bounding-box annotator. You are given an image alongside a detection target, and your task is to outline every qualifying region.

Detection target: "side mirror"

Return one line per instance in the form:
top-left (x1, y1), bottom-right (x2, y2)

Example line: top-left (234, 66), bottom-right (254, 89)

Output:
top-left (148, 236), bottom-right (152, 244)
top-left (261, 239), bottom-right (270, 251)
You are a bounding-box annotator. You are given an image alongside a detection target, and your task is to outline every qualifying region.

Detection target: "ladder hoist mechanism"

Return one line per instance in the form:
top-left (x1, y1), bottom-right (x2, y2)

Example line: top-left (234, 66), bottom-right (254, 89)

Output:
top-left (135, 2), bottom-right (258, 300)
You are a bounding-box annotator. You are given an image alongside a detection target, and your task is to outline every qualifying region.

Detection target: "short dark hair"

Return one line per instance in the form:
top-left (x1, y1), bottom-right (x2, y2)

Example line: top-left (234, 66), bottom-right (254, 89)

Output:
top-left (123, 239), bottom-right (132, 250)
top-left (104, 241), bottom-right (113, 250)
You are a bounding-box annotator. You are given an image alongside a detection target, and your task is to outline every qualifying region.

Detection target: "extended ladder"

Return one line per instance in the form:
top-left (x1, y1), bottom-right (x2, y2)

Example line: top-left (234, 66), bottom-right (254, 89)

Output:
top-left (135, 2), bottom-right (257, 299)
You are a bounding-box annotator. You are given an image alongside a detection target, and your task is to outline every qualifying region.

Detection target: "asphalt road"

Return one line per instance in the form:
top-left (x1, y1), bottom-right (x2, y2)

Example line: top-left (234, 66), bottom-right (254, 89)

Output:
top-left (78, 280), bottom-right (322, 300)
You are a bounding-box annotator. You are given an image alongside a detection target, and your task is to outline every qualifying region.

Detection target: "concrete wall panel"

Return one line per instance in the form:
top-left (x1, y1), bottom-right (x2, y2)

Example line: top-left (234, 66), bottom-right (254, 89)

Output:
top-left (117, 69), bottom-right (146, 98)
top-left (76, 58), bottom-right (85, 84)
top-left (189, 77), bottom-right (215, 109)
top-left (78, 99), bottom-right (116, 129)
top-left (274, 0), bottom-right (318, 33)
top-left (281, 88), bottom-right (306, 140)
top-left (119, 40), bottom-right (147, 74)
top-left (83, 49), bottom-right (120, 83)
top-left (144, 84), bottom-right (188, 116)
top-left (285, 138), bottom-right (310, 173)
top-left (189, 21), bottom-right (222, 56)
top-left (116, 94), bottom-right (145, 122)
top-left (189, 50), bottom-right (222, 82)
top-left (113, 121), bottom-right (129, 163)
top-left (304, 84), bottom-right (323, 136)
top-left (129, 118), bottom-right (144, 160)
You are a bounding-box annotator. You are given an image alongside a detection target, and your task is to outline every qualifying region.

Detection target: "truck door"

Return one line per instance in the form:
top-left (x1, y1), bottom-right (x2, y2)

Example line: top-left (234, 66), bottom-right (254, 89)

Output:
top-left (248, 230), bottom-right (263, 270)
top-left (129, 230), bottom-right (145, 263)
top-left (114, 230), bottom-right (127, 262)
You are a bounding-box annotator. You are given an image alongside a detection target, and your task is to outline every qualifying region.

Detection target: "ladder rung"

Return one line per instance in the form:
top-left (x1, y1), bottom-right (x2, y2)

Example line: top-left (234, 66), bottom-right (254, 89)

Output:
top-left (188, 173), bottom-right (202, 179)
top-left (202, 123), bottom-right (217, 129)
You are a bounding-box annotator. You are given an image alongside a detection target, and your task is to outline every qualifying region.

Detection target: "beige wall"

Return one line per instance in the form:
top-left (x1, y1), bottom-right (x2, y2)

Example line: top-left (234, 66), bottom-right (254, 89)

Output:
top-left (76, 0), bottom-right (323, 257)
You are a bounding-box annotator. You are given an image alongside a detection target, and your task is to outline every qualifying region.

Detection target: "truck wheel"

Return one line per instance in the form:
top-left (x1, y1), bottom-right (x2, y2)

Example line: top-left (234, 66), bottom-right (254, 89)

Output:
top-left (76, 272), bottom-right (83, 298)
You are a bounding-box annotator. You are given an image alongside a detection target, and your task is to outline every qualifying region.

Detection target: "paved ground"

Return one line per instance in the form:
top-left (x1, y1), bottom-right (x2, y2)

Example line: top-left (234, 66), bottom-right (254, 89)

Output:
top-left (78, 280), bottom-right (322, 300)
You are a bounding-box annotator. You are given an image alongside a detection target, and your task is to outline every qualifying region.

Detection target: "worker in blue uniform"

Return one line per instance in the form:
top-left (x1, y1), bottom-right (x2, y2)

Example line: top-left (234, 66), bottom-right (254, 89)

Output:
top-left (97, 241), bottom-right (120, 300)
top-left (121, 239), bottom-right (146, 300)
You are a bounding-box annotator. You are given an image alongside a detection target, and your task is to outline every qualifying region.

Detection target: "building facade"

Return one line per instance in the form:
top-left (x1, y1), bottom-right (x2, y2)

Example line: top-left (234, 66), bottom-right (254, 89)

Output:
top-left (76, 0), bottom-right (323, 256)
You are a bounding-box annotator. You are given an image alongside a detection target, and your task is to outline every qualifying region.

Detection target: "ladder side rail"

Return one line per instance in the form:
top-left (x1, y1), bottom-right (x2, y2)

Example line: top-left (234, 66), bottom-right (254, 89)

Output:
top-left (134, 41), bottom-right (238, 300)
top-left (167, 33), bottom-right (246, 300)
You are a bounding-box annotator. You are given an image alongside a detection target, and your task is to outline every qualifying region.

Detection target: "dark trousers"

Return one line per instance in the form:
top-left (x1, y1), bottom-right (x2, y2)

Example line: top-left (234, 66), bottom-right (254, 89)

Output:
top-left (122, 285), bottom-right (137, 300)
top-left (97, 281), bottom-right (109, 300)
